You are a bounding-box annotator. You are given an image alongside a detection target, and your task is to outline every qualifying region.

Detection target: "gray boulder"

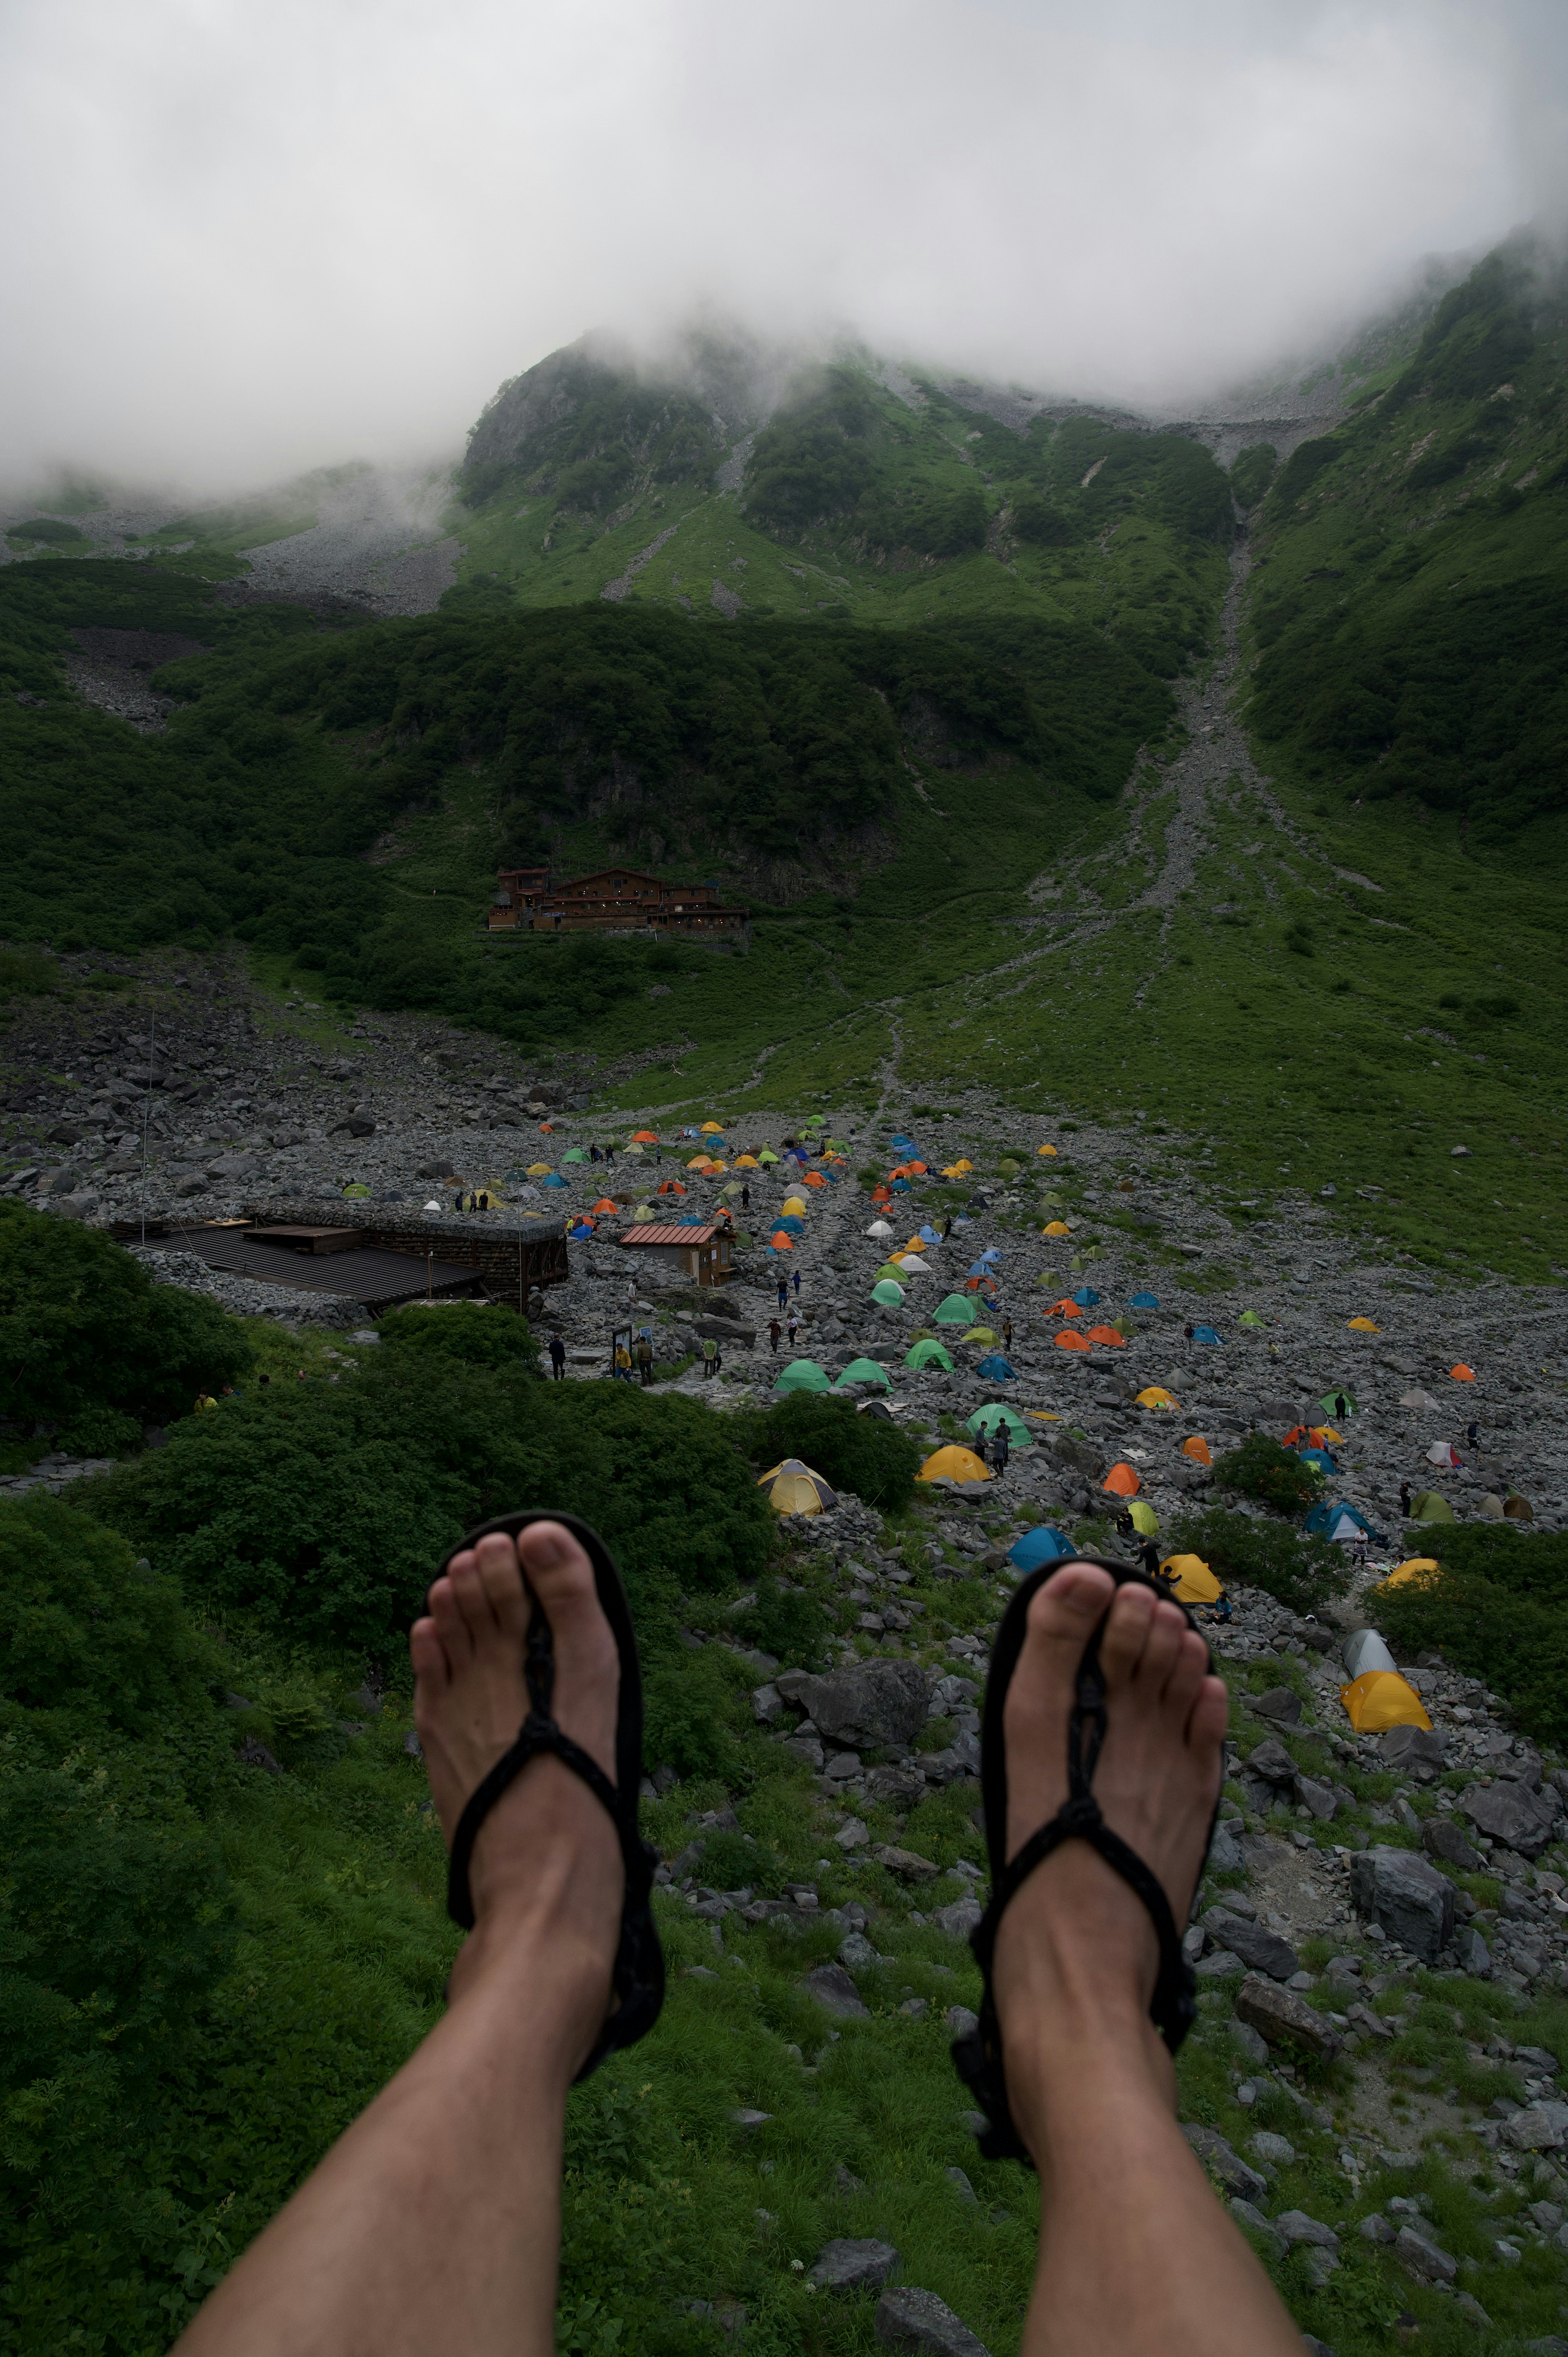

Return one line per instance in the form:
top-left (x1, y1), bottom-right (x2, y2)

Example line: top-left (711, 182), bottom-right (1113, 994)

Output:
top-left (1462, 1779), bottom-right (1558, 1859)
top-left (811, 2239), bottom-right (899, 2290)
top-left (1349, 1846), bottom-right (1455, 1962)
top-left (1243, 1737), bottom-right (1298, 1785)
top-left (1180, 2124), bottom-right (1267, 2203)
top-left (1206, 1819), bottom-right (1246, 1873)
top-left (1424, 1817), bottom-right (1482, 1872)
top-left (1294, 1775), bottom-right (1339, 1822)
top-left (1380, 1724), bottom-right (1447, 1769)
top-left (1273, 2211), bottom-right (1339, 2252)
top-left (1204, 1908), bottom-right (1299, 1981)
top-left (207, 1151), bottom-right (261, 1180)
top-left (931, 1897), bottom-right (983, 1940)
top-left (1248, 1688), bottom-right (1302, 1726)
top-left (873, 2285), bottom-right (991, 2355)
top-left (778, 1660), bottom-right (931, 1749)
top-left (1395, 2225), bottom-right (1456, 2283)
top-left (801, 1964), bottom-right (869, 2018)
top-left (1228, 2198), bottom-right (1285, 2260)
top-left (1453, 1927), bottom-right (1491, 1976)
top-left (1501, 2102), bottom-right (1568, 2153)
top-left (1235, 1973), bottom-right (1341, 2063)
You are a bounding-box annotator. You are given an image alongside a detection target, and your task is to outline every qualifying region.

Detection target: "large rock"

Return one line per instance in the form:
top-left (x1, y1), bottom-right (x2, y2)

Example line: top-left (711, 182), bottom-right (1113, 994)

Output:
top-left (1424, 1817), bottom-right (1483, 1873)
top-left (1235, 1973), bottom-right (1341, 2063)
top-left (206, 1151), bottom-right (261, 1180)
top-left (873, 2285), bottom-right (991, 2356)
top-left (1206, 1819), bottom-right (1246, 1874)
top-left (1349, 1846), bottom-right (1455, 1962)
top-left (811, 2239), bottom-right (899, 2290)
top-left (873, 1845), bottom-right (940, 1880)
top-left (1394, 2225), bottom-right (1457, 2284)
top-left (1180, 2124), bottom-right (1267, 2203)
top-left (1243, 1737), bottom-right (1298, 1785)
top-left (801, 1964), bottom-right (869, 2018)
top-left (1501, 2102), bottom-right (1568, 2153)
top-left (1273, 2211), bottom-right (1339, 2252)
top-left (931, 1897), bottom-right (983, 1940)
top-left (1294, 1775), bottom-right (1339, 1822)
top-left (1248, 1687), bottom-right (1303, 1726)
top-left (1381, 1724), bottom-right (1447, 1769)
top-left (1462, 1779), bottom-right (1559, 1859)
top-left (1203, 1909), bottom-right (1299, 1982)
top-left (778, 1660), bottom-right (931, 1749)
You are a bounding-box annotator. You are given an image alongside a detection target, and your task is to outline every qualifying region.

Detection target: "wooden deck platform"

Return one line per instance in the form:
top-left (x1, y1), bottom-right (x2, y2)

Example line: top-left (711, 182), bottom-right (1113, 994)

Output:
top-left (162, 1223), bottom-right (484, 1311)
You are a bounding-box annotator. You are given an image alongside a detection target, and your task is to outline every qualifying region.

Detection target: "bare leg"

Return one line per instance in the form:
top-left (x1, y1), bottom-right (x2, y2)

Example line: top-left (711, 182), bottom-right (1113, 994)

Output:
top-left (993, 1563), bottom-right (1302, 2357)
top-left (175, 1523), bottom-right (625, 2357)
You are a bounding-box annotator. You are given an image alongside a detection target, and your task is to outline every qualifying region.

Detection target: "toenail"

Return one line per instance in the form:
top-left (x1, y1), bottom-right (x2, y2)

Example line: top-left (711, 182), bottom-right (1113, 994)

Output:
top-left (527, 1525), bottom-right (568, 1566)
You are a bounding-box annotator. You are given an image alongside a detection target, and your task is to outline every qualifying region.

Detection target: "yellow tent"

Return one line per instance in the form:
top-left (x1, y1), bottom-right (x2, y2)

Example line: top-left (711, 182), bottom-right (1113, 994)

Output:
top-left (701, 1122), bottom-right (725, 1134)
top-left (940, 1158), bottom-right (973, 1177)
top-left (686, 1155), bottom-right (713, 1169)
top-left (962, 1326), bottom-right (998, 1344)
top-left (1348, 1317), bottom-right (1381, 1333)
top-left (1136, 1386), bottom-right (1178, 1410)
top-left (781, 1195), bottom-right (808, 1216)
top-left (1160, 1554), bottom-right (1223, 1605)
top-left (1341, 1671), bottom-right (1432, 1734)
top-left (1044, 1220), bottom-right (1071, 1237)
top-left (757, 1458), bottom-right (838, 1516)
top-left (526, 1162), bottom-right (551, 1176)
top-left (734, 1154), bottom-right (760, 1168)
top-left (918, 1445), bottom-right (992, 1484)
top-left (1037, 1144), bottom-right (1058, 1157)
top-left (1126, 1500), bottom-right (1159, 1536)
top-left (1380, 1557), bottom-right (1440, 1590)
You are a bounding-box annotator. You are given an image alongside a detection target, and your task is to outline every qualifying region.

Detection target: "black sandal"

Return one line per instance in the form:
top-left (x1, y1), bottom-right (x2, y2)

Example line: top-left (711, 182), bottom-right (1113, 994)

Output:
top-left (434, 1510), bottom-right (665, 2082)
top-left (951, 1556), bottom-right (1219, 2165)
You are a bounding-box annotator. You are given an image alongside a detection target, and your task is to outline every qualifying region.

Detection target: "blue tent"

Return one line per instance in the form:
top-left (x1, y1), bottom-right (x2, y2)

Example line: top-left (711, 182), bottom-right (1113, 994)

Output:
top-left (1009, 1525), bottom-right (1075, 1574)
top-left (890, 1134), bottom-right (916, 1152)
top-left (976, 1353), bottom-right (1016, 1379)
top-left (966, 1260), bottom-right (992, 1278)
top-left (541, 1172), bottom-right (568, 1189)
top-left (1128, 1291), bottom-right (1160, 1309)
top-left (1303, 1499), bottom-right (1384, 1542)
top-left (1071, 1286), bottom-right (1100, 1307)
top-left (1191, 1324), bottom-right (1221, 1345)
top-left (918, 1225), bottom-right (941, 1243)
top-left (825, 1167), bottom-right (844, 1182)
top-left (891, 1176), bottom-right (912, 1191)
top-left (1296, 1445), bottom-right (1337, 1476)
top-left (777, 1213), bottom-right (805, 1235)
top-left (953, 1215), bottom-right (973, 1227)
top-left (980, 1247), bottom-right (1003, 1263)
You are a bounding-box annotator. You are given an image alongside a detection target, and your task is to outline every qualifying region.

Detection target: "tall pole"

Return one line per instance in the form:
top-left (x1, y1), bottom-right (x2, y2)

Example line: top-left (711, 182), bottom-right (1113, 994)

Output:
top-left (139, 1010), bottom-right (156, 1246)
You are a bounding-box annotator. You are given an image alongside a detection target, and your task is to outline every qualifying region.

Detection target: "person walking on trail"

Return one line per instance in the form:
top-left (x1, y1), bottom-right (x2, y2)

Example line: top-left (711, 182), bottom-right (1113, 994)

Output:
top-left (702, 1333), bottom-right (720, 1380)
top-left (768, 1318), bottom-right (782, 1354)
top-left (1399, 1479), bottom-right (1412, 1517)
top-left (786, 1310), bottom-right (799, 1349)
top-left (1138, 1537), bottom-right (1161, 1582)
top-left (634, 1336), bottom-right (653, 1388)
top-left (740, 1182), bottom-right (750, 1209)
top-left (1466, 1419), bottom-right (1479, 1451)
top-left (973, 1429), bottom-right (989, 1470)
top-left (172, 1527), bottom-right (1303, 2357)
top-left (1333, 1391), bottom-right (1348, 1421)
top-left (612, 1343), bottom-right (632, 1381)
top-left (1002, 1316), bottom-right (1014, 1352)
top-left (942, 1215), bottom-right (953, 1240)
top-left (777, 1277), bottom-right (788, 1313)
top-left (791, 1268), bottom-right (801, 1298)
top-left (547, 1333), bottom-right (566, 1383)
top-left (992, 1425), bottom-right (1010, 1477)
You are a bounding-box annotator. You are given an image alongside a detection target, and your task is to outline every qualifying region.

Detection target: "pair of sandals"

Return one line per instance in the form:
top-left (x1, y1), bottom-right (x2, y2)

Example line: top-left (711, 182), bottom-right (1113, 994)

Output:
top-left (439, 1515), bottom-right (1214, 2153)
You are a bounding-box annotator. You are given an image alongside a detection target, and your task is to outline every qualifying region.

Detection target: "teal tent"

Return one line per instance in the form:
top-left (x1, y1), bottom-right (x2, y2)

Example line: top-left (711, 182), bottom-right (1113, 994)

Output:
top-left (871, 1279), bottom-right (905, 1307)
top-left (835, 1356), bottom-right (891, 1389)
top-left (968, 1402), bottom-right (1032, 1447)
top-left (933, 1293), bottom-right (973, 1325)
top-left (905, 1338), bottom-right (955, 1370)
top-left (775, 1358), bottom-right (831, 1394)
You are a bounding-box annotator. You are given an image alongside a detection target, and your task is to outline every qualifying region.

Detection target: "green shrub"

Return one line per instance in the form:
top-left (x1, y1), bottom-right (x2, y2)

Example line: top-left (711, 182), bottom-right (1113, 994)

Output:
top-left (1211, 1432), bottom-right (1322, 1514)
top-left (0, 1491), bottom-right (222, 1735)
top-left (734, 1391), bottom-right (922, 1511)
top-left (1168, 1507), bottom-right (1348, 1615)
top-left (0, 1203), bottom-right (252, 1429)
top-left (1229, 444), bottom-right (1278, 507)
top-left (378, 1300), bottom-right (539, 1373)
top-left (0, 946), bottom-right (60, 997)
top-left (1372, 1542), bottom-right (1568, 1744)
top-left (729, 1572), bottom-right (832, 1669)
top-left (642, 1650), bottom-right (746, 1783)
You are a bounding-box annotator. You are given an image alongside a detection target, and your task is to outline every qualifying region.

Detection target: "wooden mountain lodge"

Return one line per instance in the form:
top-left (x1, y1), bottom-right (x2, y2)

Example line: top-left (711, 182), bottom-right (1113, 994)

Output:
top-left (486, 865), bottom-right (748, 940)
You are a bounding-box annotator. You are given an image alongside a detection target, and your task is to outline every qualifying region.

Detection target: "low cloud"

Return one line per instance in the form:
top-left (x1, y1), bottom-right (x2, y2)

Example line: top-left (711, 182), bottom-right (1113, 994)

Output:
top-left (0, 0), bottom-right (1555, 497)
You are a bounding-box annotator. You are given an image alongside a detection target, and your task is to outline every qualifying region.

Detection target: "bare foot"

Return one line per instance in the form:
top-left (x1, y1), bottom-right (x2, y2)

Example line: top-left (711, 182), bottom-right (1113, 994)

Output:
top-left (991, 1563), bottom-right (1229, 2145)
top-left (410, 1523), bottom-right (624, 2046)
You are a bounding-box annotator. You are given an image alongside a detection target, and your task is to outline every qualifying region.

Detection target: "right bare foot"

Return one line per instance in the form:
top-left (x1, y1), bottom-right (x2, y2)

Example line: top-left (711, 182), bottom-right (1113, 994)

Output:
top-left (410, 1524), bottom-right (625, 2047)
top-left (990, 1563), bottom-right (1229, 2147)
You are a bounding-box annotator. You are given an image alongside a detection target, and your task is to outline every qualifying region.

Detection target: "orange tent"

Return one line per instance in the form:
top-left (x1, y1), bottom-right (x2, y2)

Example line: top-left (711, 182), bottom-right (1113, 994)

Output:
top-left (1055, 1330), bottom-right (1091, 1353)
top-left (657, 1179), bottom-right (686, 1195)
top-left (1181, 1436), bottom-right (1212, 1466)
top-left (1048, 1298), bottom-right (1084, 1319)
top-left (802, 1169), bottom-right (827, 1188)
top-left (769, 1231), bottom-right (794, 1250)
top-left (1450, 1363), bottom-right (1476, 1382)
top-left (590, 1198), bottom-right (619, 1215)
top-left (1102, 1463), bottom-right (1141, 1496)
top-left (1043, 1221), bottom-right (1071, 1238)
top-left (905, 1160), bottom-right (928, 1175)
top-left (1087, 1325), bottom-right (1125, 1348)
top-left (632, 1130), bottom-right (659, 1143)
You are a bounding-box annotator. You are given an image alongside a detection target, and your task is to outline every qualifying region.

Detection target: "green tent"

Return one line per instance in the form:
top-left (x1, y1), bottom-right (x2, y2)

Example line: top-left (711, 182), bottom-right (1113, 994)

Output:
top-left (871, 1279), bottom-right (906, 1307)
top-left (835, 1356), bottom-right (891, 1389)
top-left (1408, 1488), bottom-right (1457, 1523)
top-left (342, 1182), bottom-right (371, 1199)
top-left (1238, 1310), bottom-right (1266, 1328)
top-left (561, 1147), bottom-right (588, 1163)
top-left (874, 1262), bottom-right (910, 1284)
top-left (968, 1402), bottom-right (1033, 1447)
top-left (1318, 1389), bottom-right (1358, 1418)
top-left (933, 1293), bottom-right (973, 1325)
top-left (905, 1338), bottom-right (955, 1371)
top-left (775, 1358), bottom-right (831, 1394)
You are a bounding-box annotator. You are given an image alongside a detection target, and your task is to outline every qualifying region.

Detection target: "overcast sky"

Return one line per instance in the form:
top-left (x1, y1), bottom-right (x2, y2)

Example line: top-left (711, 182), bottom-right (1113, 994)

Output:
top-left (1, 0), bottom-right (1561, 497)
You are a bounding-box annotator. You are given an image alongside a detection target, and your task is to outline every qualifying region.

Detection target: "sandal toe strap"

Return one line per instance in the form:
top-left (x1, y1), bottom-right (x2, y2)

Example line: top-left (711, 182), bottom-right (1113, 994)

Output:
top-left (448, 1711), bottom-right (625, 1930)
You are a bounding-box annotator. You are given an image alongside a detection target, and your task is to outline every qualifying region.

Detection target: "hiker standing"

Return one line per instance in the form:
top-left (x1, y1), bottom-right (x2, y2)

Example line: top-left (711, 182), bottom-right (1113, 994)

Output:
top-left (992, 1426), bottom-right (1010, 1477)
top-left (777, 1277), bottom-right (788, 1313)
top-left (791, 1268), bottom-right (801, 1298)
top-left (786, 1310), bottom-right (799, 1349)
top-left (1399, 1480), bottom-right (1412, 1516)
top-left (1002, 1315), bottom-right (1014, 1352)
top-left (635, 1335), bottom-right (653, 1387)
top-left (768, 1318), bottom-right (782, 1353)
top-left (942, 1215), bottom-right (952, 1240)
top-left (547, 1333), bottom-right (566, 1383)
top-left (741, 1182), bottom-right (750, 1209)
top-left (702, 1334), bottom-right (718, 1380)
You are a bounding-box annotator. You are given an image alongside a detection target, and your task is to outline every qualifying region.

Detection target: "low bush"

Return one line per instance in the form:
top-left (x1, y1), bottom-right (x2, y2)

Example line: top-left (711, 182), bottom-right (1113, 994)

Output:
top-left (1211, 1432), bottom-right (1322, 1514)
top-left (1372, 1530), bottom-right (1568, 1742)
top-left (0, 1203), bottom-right (252, 1430)
top-left (1168, 1507), bottom-right (1348, 1615)
top-left (377, 1300), bottom-right (539, 1373)
top-left (729, 1571), bottom-right (833, 1670)
top-left (733, 1391), bottom-right (923, 1512)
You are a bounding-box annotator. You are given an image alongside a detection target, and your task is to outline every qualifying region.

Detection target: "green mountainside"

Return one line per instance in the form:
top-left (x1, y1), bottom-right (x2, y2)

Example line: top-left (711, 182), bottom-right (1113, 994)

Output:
top-left (3, 237), bottom-right (1567, 1273)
